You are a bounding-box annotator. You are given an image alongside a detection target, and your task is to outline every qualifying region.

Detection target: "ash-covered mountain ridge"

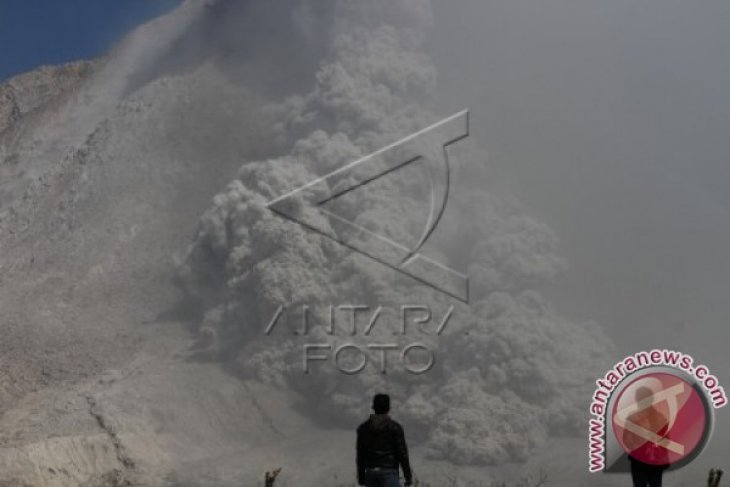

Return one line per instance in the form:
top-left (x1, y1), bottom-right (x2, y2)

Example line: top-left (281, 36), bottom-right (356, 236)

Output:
top-left (0, 61), bottom-right (98, 135)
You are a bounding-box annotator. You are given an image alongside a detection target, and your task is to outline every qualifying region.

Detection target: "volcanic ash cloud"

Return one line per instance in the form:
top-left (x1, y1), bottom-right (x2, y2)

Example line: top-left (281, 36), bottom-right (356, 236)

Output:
top-left (175, 0), bottom-right (614, 466)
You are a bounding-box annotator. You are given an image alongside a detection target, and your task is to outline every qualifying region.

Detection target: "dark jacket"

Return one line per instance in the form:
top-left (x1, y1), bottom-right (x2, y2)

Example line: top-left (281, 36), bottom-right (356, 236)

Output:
top-left (357, 414), bottom-right (412, 485)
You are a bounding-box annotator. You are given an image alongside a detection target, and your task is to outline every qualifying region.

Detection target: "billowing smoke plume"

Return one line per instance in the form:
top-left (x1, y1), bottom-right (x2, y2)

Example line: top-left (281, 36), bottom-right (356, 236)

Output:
top-left (175, 0), bottom-right (614, 465)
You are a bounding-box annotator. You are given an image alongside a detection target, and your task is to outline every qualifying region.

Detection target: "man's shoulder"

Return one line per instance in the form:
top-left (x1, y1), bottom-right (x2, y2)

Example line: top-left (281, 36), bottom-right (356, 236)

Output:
top-left (356, 416), bottom-right (404, 432)
top-left (387, 418), bottom-right (404, 432)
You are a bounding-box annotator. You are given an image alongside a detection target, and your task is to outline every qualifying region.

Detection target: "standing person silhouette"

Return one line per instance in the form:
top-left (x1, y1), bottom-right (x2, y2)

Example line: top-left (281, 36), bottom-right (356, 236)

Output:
top-left (357, 394), bottom-right (413, 487)
top-left (622, 387), bottom-right (671, 487)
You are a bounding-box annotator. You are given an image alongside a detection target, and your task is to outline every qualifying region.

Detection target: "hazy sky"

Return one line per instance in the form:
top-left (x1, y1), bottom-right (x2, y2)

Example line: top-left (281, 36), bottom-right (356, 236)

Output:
top-left (0, 0), bottom-right (181, 81)
top-left (428, 0), bottom-right (730, 364)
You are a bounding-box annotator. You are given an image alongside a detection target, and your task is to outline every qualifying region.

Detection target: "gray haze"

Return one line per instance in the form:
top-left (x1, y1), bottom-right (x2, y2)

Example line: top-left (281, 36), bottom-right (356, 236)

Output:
top-left (428, 0), bottom-right (730, 364)
top-left (0, 0), bottom-right (728, 485)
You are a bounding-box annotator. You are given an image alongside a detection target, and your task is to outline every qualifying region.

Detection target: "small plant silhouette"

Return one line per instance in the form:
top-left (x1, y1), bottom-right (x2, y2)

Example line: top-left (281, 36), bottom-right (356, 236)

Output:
top-left (264, 467), bottom-right (282, 487)
top-left (709, 468), bottom-right (724, 487)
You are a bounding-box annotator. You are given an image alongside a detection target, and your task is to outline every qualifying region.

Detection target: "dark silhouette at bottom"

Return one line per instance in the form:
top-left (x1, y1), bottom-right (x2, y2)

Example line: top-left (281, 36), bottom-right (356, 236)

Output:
top-left (629, 457), bottom-right (665, 487)
top-left (708, 468), bottom-right (724, 487)
top-left (357, 394), bottom-right (413, 487)
top-left (623, 387), bottom-right (671, 487)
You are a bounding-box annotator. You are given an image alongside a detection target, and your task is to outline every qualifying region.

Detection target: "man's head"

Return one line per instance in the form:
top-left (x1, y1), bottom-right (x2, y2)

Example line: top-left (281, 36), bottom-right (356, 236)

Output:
top-left (372, 393), bottom-right (390, 414)
top-left (635, 386), bottom-right (654, 403)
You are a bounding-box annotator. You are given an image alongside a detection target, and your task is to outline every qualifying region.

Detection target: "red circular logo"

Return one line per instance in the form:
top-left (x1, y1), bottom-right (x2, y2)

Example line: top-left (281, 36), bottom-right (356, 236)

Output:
top-left (612, 372), bottom-right (708, 466)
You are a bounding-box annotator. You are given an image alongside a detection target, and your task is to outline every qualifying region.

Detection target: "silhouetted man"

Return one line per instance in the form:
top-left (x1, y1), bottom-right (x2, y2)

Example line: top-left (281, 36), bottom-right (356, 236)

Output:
top-left (622, 387), bottom-right (671, 487)
top-left (357, 394), bottom-right (413, 487)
